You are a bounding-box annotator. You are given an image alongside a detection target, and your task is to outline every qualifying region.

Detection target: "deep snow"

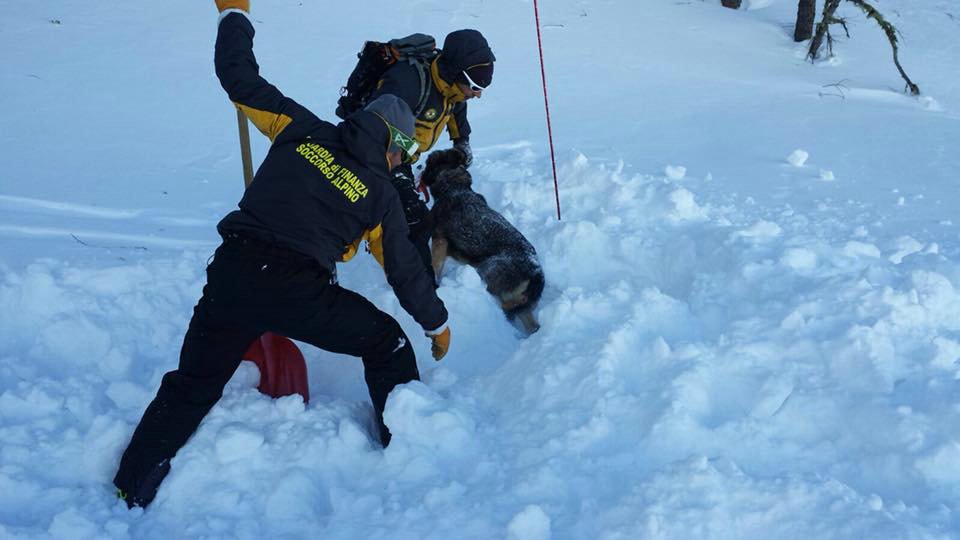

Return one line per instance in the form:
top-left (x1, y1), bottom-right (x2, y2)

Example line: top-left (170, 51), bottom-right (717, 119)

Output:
top-left (1, 0), bottom-right (959, 538)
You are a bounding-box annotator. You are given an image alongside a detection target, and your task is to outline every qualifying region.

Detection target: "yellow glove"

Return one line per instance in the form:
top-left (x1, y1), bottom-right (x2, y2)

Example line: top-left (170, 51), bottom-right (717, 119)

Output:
top-left (215, 0), bottom-right (249, 13)
top-left (426, 325), bottom-right (451, 361)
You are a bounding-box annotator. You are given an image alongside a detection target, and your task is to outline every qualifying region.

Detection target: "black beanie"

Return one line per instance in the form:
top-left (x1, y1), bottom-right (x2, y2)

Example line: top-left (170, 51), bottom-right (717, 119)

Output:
top-left (438, 29), bottom-right (495, 85)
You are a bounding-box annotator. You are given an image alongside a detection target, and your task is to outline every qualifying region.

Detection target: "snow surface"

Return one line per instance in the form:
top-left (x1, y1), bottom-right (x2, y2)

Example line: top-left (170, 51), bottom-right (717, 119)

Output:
top-left (2, 0), bottom-right (960, 538)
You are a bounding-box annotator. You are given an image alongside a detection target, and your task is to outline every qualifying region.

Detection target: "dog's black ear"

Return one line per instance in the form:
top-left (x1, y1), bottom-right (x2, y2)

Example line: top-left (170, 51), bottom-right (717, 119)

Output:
top-left (436, 149), bottom-right (465, 170)
top-left (421, 152), bottom-right (442, 187)
top-left (448, 148), bottom-right (467, 168)
top-left (422, 149), bottom-right (468, 187)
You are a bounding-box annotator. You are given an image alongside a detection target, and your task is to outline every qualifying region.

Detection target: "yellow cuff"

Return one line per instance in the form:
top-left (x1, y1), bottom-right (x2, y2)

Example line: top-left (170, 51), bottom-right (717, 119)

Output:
top-left (215, 0), bottom-right (249, 13)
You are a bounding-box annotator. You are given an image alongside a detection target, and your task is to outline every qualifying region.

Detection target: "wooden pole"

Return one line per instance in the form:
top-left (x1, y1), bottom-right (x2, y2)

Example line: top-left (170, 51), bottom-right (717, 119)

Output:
top-left (236, 107), bottom-right (254, 188)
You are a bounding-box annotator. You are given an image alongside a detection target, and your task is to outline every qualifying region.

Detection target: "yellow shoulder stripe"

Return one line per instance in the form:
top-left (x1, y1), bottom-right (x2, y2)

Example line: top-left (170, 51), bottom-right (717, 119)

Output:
top-left (235, 103), bottom-right (293, 142)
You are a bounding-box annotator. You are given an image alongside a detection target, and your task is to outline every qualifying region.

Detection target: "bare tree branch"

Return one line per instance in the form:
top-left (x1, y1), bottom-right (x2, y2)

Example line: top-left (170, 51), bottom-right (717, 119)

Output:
top-left (807, 0), bottom-right (919, 95)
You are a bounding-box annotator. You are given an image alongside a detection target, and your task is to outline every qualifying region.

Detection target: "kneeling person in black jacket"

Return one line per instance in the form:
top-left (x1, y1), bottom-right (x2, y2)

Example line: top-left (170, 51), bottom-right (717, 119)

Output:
top-left (112, 0), bottom-right (451, 510)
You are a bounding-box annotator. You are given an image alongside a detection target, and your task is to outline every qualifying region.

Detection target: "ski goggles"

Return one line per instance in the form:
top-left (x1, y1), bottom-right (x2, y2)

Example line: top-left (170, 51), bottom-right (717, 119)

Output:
top-left (384, 120), bottom-right (420, 163)
top-left (461, 69), bottom-right (489, 93)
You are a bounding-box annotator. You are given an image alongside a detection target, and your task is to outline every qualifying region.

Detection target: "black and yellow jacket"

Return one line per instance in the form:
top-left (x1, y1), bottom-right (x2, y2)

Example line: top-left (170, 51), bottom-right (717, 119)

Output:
top-left (372, 59), bottom-right (469, 163)
top-left (214, 11), bottom-right (446, 331)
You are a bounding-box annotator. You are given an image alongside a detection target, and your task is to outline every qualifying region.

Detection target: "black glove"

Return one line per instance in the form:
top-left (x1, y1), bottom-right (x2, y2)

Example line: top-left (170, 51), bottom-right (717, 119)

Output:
top-left (453, 138), bottom-right (473, 168)
top-left (391, 167), bottom-right (430, 230)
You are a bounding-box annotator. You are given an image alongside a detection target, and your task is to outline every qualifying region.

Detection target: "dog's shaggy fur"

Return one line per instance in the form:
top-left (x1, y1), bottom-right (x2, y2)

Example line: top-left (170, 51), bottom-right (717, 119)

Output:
top-left (421, 149), bottom-right (544, 334)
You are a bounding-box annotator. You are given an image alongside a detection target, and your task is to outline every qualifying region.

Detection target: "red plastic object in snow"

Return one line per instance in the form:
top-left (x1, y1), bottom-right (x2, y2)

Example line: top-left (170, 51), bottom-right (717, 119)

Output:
top-left (243, 332), bottom-right (310, 403)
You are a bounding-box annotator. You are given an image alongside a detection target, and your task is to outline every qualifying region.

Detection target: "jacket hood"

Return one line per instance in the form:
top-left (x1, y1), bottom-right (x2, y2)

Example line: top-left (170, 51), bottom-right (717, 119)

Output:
top-left (437, 29), bottom-right (495, 84)
top-left (340, 111), bottom-right (392, 173)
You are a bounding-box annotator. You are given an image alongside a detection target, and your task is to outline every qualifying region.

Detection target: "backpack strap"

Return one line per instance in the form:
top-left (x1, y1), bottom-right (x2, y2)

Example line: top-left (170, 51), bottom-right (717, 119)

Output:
top-left (410, 58), bottom-right (433, 118)
top-left (384, 34), bottom-right (437, 119)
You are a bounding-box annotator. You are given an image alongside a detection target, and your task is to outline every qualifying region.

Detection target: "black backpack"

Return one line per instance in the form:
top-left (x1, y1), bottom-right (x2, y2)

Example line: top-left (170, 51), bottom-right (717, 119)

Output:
top-left (335, 33), bottom-right (439, 120)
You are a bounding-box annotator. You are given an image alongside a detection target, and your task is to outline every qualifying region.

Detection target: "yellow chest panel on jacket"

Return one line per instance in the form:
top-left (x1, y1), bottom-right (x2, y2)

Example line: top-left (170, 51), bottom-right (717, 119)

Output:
top-left (411, 61), bottom-right (466, 161)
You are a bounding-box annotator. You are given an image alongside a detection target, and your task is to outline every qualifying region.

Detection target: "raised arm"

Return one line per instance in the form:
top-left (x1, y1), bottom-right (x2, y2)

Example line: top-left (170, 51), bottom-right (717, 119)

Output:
top-left (214, 1), bottom-right (321, 144)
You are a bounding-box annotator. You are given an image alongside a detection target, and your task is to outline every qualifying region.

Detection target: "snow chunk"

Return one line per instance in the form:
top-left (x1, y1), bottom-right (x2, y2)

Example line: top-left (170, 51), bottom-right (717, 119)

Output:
top-left (0, 386), bottom-right (63, 422)
top-left (0, 263), bottom-right (70, 327)
top-left (665, 164), bottom-right (687, 180)
top-left (214, 423), bottom-right (265, 462)
top-left (423, 481), bottom-right (467, 510)
top-left (819, 169), bottom-right (835, 181)
top-left (910, 270), bottom-right (959, 313)
top-left (888, 236), bottom-right (924, 264)
top-left (787, 149), bottom-right (809, 167)
top-left (507, 505), bottom-right (552, 540)
top-left (931, 337), bottom-right (960, 374)
top-left (751, 377), bottom-right (796, 419)
top-left (916, 442), bottom-right (960, 484)
top-left (668, 188), bottom-right (707, 221)
top-left (264, 473), bottom-right (330, 521)
top-left (48, 508), bottom-right (99, 540)
top-left (919, 96), bottom-right (942, 111)
top-left (61, 265), bottom-right (155, 296)
top-left (383, 382), bottom-right (475, 456)
top-left (735, 220), bottom-right (782, 240)
top-left (780, 309), bottom-right (806, 331)
top-left (227, 360), bottom-right (263, 391)
top-left (36, 315), bottom-right (112, 367)
top-left (105, 381), bottom-right (150, 410)
top-left (547, 221), bottom-right (621, 286)
top-left (274, 393), bottom-right (307, 417)
top-left (425, 366), bottom-right (458, 391)
top-left (571, 152), bottom-right (589, 169)
top-left (780, 248), bottom-right (817, 271)
top-left (843, 241), bottom-right (881, 258)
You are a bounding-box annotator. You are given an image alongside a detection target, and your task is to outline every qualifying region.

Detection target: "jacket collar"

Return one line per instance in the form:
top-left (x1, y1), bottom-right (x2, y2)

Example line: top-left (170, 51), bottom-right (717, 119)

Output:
top-left (431, 58), bottom-right (466, 103)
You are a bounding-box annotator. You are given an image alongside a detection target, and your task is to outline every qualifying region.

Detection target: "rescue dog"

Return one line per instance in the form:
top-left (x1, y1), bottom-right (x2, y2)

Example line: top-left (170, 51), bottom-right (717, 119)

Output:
top-left (420, 149), bottom-right (544, 334)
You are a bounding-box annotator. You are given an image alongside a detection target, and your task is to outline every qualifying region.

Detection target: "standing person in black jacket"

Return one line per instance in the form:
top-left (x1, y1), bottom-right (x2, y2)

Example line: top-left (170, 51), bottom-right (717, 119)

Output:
top-left (112, 0), bottom-right (451, 509)
top-left (371, 29), bottom-right (496, 281)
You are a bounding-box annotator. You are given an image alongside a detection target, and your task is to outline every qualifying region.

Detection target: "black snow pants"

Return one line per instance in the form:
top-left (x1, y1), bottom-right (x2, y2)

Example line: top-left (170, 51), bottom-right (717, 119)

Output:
top-left (113, 234), bottom-right (419, 508)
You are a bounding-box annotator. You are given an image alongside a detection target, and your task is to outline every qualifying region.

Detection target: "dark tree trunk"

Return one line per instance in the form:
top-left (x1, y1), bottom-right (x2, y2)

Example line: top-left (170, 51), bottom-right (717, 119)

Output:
top-left (794, 0), bottom-right (816, 41)
top-left (721, 0), bottom-right (742, 9)
top-left (808, 0), bottom-right (842, 59)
